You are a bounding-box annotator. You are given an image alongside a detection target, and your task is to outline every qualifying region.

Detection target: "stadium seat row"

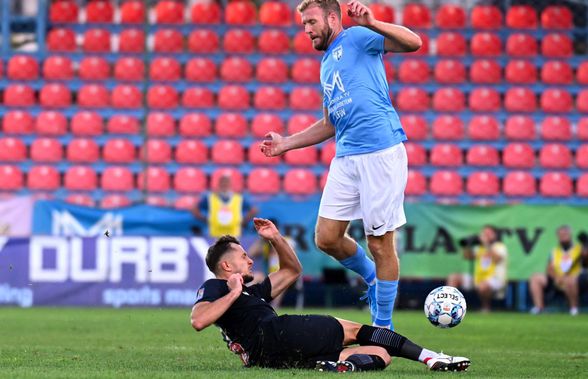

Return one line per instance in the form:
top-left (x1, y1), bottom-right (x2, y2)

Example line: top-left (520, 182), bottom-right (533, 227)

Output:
top-left (49, 1), bottom-right (576, 30)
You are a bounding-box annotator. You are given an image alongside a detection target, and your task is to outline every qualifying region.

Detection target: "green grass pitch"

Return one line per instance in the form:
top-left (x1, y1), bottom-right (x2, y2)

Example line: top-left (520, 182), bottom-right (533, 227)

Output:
top-left (0, 307), bottom-right (586, 378)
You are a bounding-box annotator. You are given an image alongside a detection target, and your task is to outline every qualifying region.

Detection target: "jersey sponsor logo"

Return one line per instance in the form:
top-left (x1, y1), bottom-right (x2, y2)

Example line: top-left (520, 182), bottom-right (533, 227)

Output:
top-left (332, 45), bottom-right (343, 61)
top-left (323, 70), bottom-right (345, 102)
top-left (196, 288), bottom-right (204, 302)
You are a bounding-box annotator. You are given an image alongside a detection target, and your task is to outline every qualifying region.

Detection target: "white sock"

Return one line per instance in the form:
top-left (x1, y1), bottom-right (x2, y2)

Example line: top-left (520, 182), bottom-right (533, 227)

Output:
top-left (418, 348), bottom-right (439, 363)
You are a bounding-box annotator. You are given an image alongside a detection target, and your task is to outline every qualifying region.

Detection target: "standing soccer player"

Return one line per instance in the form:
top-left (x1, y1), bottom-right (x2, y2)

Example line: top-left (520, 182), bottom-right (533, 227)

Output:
top-left (260, 0), bottom-right (421, 329)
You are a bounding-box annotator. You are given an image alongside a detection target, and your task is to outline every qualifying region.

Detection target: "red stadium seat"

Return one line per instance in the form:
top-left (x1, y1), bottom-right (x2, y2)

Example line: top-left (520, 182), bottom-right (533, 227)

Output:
top-left (403, 3), bottom-right (431, 28)
top-left (505, 87), bottom-right (537, 112)
top-left (119, 29), bottom-right (145, 53)
top-left (405, 143), bottom-right (427, 166)
top-left (540, 116), bottom-right (572, 141)
top-left (471, 5), bottom-right (502, 29)
top-left (254, 87), bottom-right (287, 110)
top-left (140, 139), bottom-right (172, 163)
top-left (285, 146), bottom-right (318, 165)
top-left (3, 111), bottom-right (34, 134)
top-left (101, 194), bottom-right (132, 208)
top-left (469, 59), bottom-right (501, 84)
top-left (541, 61), bottom-right (573, 84)
top-left (293, 31), bottom-right (319, 55)
top-left (66, 138), bottom-right (99, 163)
top-left (43, 56), bottom-right (73, 80)
top-left (503, 171), bottom-right (536, 197)
top-left (540, 172), bottom-right (572, 197)
top-left (86, 0), bottom-right (113, 22)
top-left (40, 83), bottom-right (71, 108)
top-left (78, 84), bottom-right (110, 108)
top-left (578, 118), bottom-right (588, 140)
top-left (211, 140), bottom-right (244, 164)
top-left (220, 57), bottom-right (253, 82)
top-left (146, 112), bottom-right (175, 137)
top-left (383, 60), bottom-right (395, 82)
top-left (320, 171), bottom-right (329, 190)
top-left (436, 32), bottom-right (466, 56)
top-left (4, 84), bottom-right (35, 107)
top-left (576, 145), bottom-right (588, 169)
top-left (215, 113), bottom-right (248, 138)
top-left (432, 88), bottom-right (465, 112)
top-left (576, 90), bottom-right (588, 113)
top-left (225, 1), bottom-right (256, 25)
top-left (259, 2), bottom-right (291, 26)
top-left (320, 142), bottom-right (336, 166)
top-left (249, 141), bottom-right (281, 165)
top-left (467, 172), bottom-right (499, 196)
top-left (103, 138), bottom-right (136, 163)
top-left (434, 60), bottom-right (465, 84)
top-left (107, 115), bottom-right (140, 134)
top-left (396, 87), bottom-right (429, 112)
top-left (174, 168), bottom-right (207, 193)
top-left (257, 58), bottom-right (288, 83)
top-left (114, 57), bottom-right (144, 81)
top-left (468, 116), bottom-right (500, 140)
top-left (35, 111), bottom-right (67, 135)
top-left (49, 0), bottom-right (78, 23)
top-left (288, 114), bottom-right (317, 134)
top-left (401, 115), bottom-right (428, 140)
top-left (153, 29), bottom-right (183, 53)
top-left (466, 145), bottom-right (499, 166)
top-left (64, 166), bottom-right (97, 191)
top-left (405, 170), bottom-right (426, 196)
top-left (121, 0), bottom-right (145, 23)
top-left (182, 87), bottom-right (214, 109)
top-left (469, 88), bottom-right (501, 112)
top-left (185, 58), bottom-right (217, 82)
top-left (71, 111), bottom-right (103, 136)
top-left (137, 167), bottom-right (171, 193)
top-left (577, 62), bottom-right (588, 84)
top-left (339, 3), bottom-right (354, 27)
top-left (470, 32), bottom-right (502, 56)
top-left (540, 89), bottom-right (573, 113)
top-left (79, 56), bottom-right (110, 81)
top-left (370, 3), bottom-right (395, 23)
top-left (506, 5), bottom-right (537, 29)
top-left (0, 138), bottom-right (26, 162)
top-left (27, 165), bottom-right (59, 190)
top-left (146, 196), bottom-right (168, 207)
top-left (7, 55), bottom-right (39, 80)
top-left (432, 115), bottom-right (464, 140)
top-left (505, 60), bottom-right (537, 84)
top-left (542, 33), bottom-right (573, 57)
top-left (147, 85), bottom-right (178, 109)
top-left (284, 169), bottom-right (317, 195)
top-left (191, 1), bottom-right (221, 24)
top-left (251, 113), bottom-right (284, 138)
top-left (413, 32), bottom-right (430, 55)
top-left (506, 33), bottom-right (538, 57)
top-left (398, 59), bottom-right (429, 83)
top-left (430, 171), bottom-right (462, 196)
top-left (83, 29), bottom-right (111, 52)
top-left (247, 168), bottom-right (281, 194)
top-left (174, 196), bottom-right (199, 210)
top-left (188, 29), bottom-right (219, 53)
top-left (218, 85), bottom-right (250, 110)
top-left (47, 28), bottom-right (76, 52)
top-left (436, 4), bottom-right (465, 29)
top-left (290, 87), bottom-right (322, 110)
top-left (155, 0), bottom-right (184, 24)
top-left (179, 113), bottom-right (212, 137)
top-left (430, 144), bottom-right (462, 166)
top-left (577, 174), bottom-right (588, 197)
top-left (258, 30), bottom-right (290, 54)
top-left (65, 194), bottom-right (94, 207)
top-left (541, 6), bottom-right (573, 29)
top-left (211, 168), bottom-right (244, 192)
top-left (175, 140), bottom-right (208, 164)
top-left (505, 116), bottom-right (536, 140)
top-left (222, 29), bottom-right (255, 54)
top-left (503, 143), bottom-right (535, 168)
top-left (101, 167), bottom-right (134, 192)
top-left (149, 57), bottom-right (181, 81)
top-left (539, 144), bottom-right (572, 169)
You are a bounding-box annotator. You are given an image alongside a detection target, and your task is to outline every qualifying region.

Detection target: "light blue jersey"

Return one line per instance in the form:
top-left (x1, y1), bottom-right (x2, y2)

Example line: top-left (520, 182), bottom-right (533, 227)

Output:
top-left (320, 26), bottom-right (406, 157)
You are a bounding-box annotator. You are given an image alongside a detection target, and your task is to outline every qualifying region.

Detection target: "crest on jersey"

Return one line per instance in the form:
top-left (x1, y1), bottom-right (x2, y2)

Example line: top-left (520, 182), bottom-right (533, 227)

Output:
top-left (195, 288), bottom-right (204, 302)
top-left (332, 45), bottom-right (343, 61)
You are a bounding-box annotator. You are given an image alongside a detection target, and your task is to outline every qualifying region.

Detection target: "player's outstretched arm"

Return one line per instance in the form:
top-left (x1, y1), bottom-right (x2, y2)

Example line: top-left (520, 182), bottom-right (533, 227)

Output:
top-left (253, 218), bottom-right (303, 299)
top-left (190, 274), bottom-right (243, 331)
top-left (347, 0), bottom-right (422, 53)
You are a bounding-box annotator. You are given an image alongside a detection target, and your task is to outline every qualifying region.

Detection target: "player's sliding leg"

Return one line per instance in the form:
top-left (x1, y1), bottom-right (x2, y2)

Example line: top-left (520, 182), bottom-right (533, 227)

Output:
top-left (367, 231), bottom-right (399, 329)
top-left (316, 346), bottom-right (390, 372)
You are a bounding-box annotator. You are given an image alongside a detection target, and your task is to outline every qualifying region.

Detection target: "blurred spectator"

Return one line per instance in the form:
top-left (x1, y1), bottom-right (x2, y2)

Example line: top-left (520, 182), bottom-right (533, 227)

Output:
top-left (193, 173), bottom-right (257, 238)
top-left (529, 226), bottom-right (588, 316)
top-left (447, 225), bottom-right (508, 312)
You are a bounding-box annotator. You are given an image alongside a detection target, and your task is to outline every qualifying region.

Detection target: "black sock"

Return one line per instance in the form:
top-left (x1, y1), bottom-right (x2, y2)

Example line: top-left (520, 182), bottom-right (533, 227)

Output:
top-left (346, 354), bottom-right (386, 371)
top-left (356, 325), bottom-right (423, 362)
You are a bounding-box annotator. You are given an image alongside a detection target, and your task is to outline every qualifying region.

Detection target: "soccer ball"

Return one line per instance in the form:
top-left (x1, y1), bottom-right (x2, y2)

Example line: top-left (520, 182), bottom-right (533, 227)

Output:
top-left (424, 286), bottom-right (466, 328)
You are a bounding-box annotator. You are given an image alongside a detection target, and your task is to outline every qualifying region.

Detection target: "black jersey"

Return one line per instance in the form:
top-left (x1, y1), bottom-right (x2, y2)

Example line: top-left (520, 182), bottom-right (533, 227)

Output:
top-left (195, 277), bottom-right (277, 353)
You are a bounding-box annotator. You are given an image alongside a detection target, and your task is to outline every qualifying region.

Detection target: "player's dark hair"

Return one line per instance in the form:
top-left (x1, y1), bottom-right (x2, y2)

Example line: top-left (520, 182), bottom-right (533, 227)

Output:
top-left (206, 235), bottom-right (241, 274)
top-left (297, 0), bottom-right (341, 19)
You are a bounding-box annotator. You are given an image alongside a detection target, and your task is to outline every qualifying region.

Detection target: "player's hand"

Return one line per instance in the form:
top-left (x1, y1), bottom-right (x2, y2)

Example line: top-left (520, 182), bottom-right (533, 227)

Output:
top-left (227, 273), bottom-right (244, 294)
top-left (260, 132), bottom-right (288, 157)
top-left (253, 218), bottom-right (281, 241)
top-left (347, 0), bottom-right (375, 27)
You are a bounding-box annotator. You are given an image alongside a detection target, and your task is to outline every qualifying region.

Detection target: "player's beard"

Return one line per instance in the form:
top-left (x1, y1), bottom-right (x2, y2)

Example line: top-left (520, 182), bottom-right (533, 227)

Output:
top-left (314, 24), bottom-right (333, 51)
top-left (242, 274), bottom-right (254, 284)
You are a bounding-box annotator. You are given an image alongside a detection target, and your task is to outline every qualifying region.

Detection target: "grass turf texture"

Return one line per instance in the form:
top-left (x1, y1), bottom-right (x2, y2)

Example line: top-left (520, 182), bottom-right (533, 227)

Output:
top-left (1, 308), bottom-right (586, 378)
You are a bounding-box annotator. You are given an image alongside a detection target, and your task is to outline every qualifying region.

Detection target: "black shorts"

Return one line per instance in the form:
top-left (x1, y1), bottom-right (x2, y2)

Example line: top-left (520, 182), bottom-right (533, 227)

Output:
top-left (251, 314), bottom-right (344, 369)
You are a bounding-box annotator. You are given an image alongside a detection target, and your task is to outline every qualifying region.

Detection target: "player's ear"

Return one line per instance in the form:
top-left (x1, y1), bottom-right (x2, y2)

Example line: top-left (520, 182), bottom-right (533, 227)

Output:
top-left (220, 260), bottom-right (232, 273)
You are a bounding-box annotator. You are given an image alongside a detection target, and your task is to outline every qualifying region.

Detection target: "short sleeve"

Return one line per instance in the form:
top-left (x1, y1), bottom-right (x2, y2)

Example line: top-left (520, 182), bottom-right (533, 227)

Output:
top-left (195, 279), bottom-right (228, 304)
top-left (246, 276), bottom-right (273, 302)
top-left (348, 26), bottom-right (385, 55)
